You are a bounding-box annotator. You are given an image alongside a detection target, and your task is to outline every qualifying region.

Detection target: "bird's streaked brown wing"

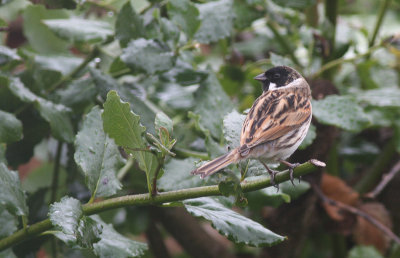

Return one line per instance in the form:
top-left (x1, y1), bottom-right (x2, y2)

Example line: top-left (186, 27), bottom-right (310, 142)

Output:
top-left (239, 89), bottom-right (311, 153)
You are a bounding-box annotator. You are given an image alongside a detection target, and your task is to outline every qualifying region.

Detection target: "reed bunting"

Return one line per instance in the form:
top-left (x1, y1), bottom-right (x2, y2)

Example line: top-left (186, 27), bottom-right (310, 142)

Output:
top-left (191, 66), bottom-right (312, 186)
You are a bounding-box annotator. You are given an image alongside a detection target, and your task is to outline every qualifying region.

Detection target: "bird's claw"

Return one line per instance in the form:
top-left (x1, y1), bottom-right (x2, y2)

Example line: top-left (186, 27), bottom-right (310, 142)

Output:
top-left (287, 163), bottom-right (300, 186)
top-left (268, 169), bottom-right (280, 191)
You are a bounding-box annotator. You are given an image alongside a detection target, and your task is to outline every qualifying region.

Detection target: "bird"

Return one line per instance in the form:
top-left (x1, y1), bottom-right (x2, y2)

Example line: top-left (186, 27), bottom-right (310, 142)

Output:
top-left (191, 66), bottom-right (312, 187)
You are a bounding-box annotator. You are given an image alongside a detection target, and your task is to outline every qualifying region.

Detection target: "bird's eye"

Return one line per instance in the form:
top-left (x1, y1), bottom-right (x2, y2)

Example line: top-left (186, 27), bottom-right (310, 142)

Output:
top-left (274, 74), bottom-right (280, 79)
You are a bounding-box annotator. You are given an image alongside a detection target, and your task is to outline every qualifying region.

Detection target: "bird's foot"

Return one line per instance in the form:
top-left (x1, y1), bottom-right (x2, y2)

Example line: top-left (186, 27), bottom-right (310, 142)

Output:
top-left (261, 161), bottom-right (280, 190)
top-left (280, 160), bottom-right (300, 186)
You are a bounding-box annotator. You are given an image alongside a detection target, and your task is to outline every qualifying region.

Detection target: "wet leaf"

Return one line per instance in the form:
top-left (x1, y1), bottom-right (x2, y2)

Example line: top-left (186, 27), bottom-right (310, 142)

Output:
top-left (44, 18), bottom-right (113, 43)
top-left (115, 2), bottom-right (146, 47)
top-left (121, 38), bottom-right (175, 74)
top-left (0, 110), bottom-right (23, 144)
top-left (184, 197), bottom-right (286, 247)
top-left (0, 163), bottom-right (28, 216)
top-left (49, 197), bottom-right (102, 247)
top-left (313, 95), bottom-right (370, 132)
top-left (74, 106), bottom-right (123, 199)
top-left (194, 0), bottom-right (234, 43)
top-left (102, 91), bottom-right (159, 194)
top-left (92, 215), bottom-right (148, 258)
top-left (22, 5), bottom-right (69, 54)
top-left (194, 71), bottom-right (235, 138)
top-left (167, 0), bottom-right (200, 38)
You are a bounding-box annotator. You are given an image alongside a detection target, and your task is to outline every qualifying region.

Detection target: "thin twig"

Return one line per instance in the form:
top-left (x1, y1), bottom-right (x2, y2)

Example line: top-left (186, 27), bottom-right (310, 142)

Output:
top-left (312, 183), bottom-right (400, 245)
top-left (369, 0), bottom-right (392, 47)
top-left (365, 160), bottom-right (400, 199)
top-left (50, 142), bottom-right (63, 204)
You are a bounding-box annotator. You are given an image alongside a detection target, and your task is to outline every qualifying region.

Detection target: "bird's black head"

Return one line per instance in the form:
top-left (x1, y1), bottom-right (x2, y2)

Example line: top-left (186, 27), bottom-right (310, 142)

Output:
top-left (254, 66), bottom-right (302, 91)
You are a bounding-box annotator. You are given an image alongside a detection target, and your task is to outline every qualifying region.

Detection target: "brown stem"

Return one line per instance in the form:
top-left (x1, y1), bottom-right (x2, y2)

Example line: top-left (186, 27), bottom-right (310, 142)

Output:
top-left (365, 160), bottom-right (400, 199)
top-left (146, 218), bottom-right (171, 258)
top-left (312, 183), bottom-right (400, 245)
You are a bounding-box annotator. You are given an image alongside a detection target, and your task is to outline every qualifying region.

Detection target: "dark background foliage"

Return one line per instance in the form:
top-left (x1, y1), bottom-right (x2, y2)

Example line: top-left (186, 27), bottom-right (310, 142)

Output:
top-left (0, 0), bottom-right (400, 257)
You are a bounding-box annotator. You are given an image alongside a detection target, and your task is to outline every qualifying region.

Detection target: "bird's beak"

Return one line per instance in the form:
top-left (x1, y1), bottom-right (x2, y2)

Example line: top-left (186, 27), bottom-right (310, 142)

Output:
top-left (254, 73), bottom-right (267, 81)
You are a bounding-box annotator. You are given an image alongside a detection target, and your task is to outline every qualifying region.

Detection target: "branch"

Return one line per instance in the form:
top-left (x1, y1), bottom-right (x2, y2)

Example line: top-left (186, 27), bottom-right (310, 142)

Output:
top-left (0, 159), bottom-right (325, 251)
top-left (324, 0), bottom-right (338, 52)
top-left (312, 183), bottom-right (400, 245)
top-left (365, 160), bottom-right (400, 199)
top-left (311, 43), bottom-right (383, 79)
top-left (369, 0), bottom-right (392, 47)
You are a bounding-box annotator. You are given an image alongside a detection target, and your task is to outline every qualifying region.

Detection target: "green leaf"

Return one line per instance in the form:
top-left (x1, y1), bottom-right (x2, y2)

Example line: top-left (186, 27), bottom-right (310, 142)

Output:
top-left (194, 0), bottom-right (234, 43)
top-left (0, 249), bottom-right (16, 258)
top-left (299, 124), bottom-right (316, 149)
top-left (223, 110), bottom-right (246, 148)
top-left (160, 59), bottom-right (208, 86)
top-left (34, 99), bottom-right (75, 143)
top-left (0, 110), bottom-right (23, 143)
top-left (348, 245), bottom-right (383, 258)
top-left (8, 78), bottom-right (74, 142)
top-left (156, 83), bottom-right (197, 109)
top-left (270, 52), bottom-right (296, 67)
top-left (232, 0), bottom-right (263, 30)
top-left (0, 163), bottom-right (28, 216)
top-left (121, 38), bottom-right (175, 74)
top-left (155, 112), bottom-right (173, 134)
top-left (0, 208), bottom-right (18, 238)
top-left (184, 197), bottom-right (286, 246)
top-left (44, 18), bottom-right (113, 43)
top-left (158, 158), bottom-right (205, 191)
top-left (22, 5), bottom-right (69, 54)
top-left (34, 54), bottom-right (82, 76)
top-left (218, 174), bottom-right (246, 207)
top-left (194, 71), bottom-right (235, 138)
top-left (49, 196), bottom-right (102, 247)
top-left (55, 78), bottom-right (97, 111)
top-left (49, 197), bottom-right (82, 237)
top-left (102, 91), bottom-right (159, 194)
top-left (218, 65), bottom-right (246, 96)
top-left (21, 162), bottom-right (66, 193)
top-left (167, 0), bottom-right (200, 38)
top-left (356, 88), bottom-right (400, 107)
top-left (115, 2), bottom-right (146, 47)
top-left (75, 106), bottom-right (123, 199)
top-left (8, 77), bottom-right (38, 103)
top-left (91, 215), bottom-right (148, 258)
top-left (90, 68), bottom-right (157, 135)
top-left (246, 182), bottom-right (291, 208)
top-left (0, 45), bottom-right (21, 66)
top-left (159, 17), bottom-right (180, 48)
top-left (312, 95), bottom-right (370, 132)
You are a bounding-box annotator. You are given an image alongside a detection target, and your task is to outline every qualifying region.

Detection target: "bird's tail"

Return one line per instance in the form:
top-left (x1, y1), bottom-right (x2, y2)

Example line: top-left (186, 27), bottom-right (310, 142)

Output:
top-left (191, 148), bottom-right (239, 178)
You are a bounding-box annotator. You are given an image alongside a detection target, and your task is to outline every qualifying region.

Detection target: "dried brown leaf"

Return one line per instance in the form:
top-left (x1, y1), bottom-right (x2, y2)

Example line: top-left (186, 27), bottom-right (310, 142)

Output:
top-left (353, 202), bottom-right (392, 254)
top-left (320, 173), bottom-right (359, 221)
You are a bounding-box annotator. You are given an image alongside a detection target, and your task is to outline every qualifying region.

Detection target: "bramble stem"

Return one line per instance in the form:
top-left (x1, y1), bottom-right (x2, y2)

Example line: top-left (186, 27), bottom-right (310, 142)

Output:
top-left (0, 160), bottom-right (324, 251)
